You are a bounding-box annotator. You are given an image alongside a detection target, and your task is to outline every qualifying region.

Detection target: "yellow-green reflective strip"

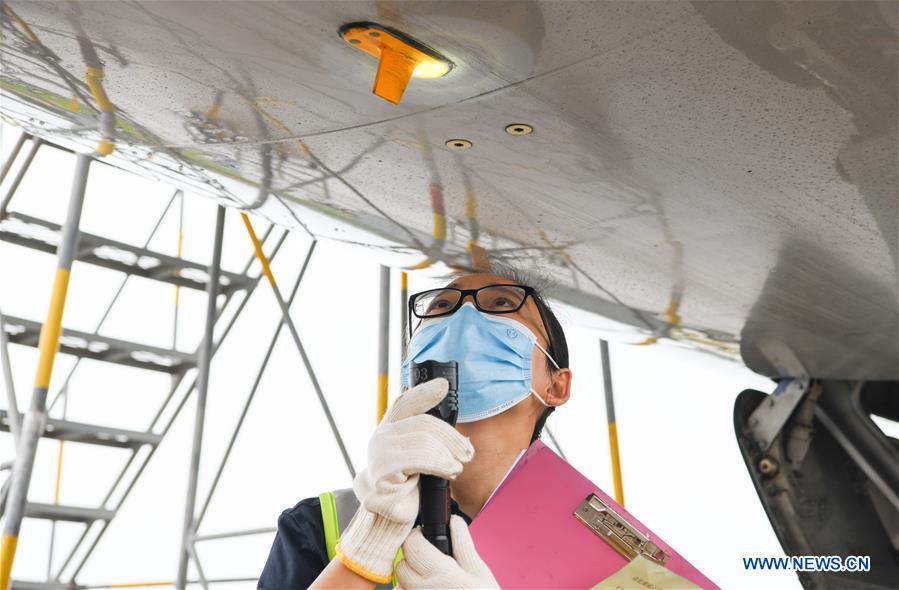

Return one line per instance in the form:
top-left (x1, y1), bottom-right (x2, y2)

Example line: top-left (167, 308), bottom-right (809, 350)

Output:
top-left (319, 492), bottom-right (339, 561)
top-left (392, 547), bottom-right (404, 587)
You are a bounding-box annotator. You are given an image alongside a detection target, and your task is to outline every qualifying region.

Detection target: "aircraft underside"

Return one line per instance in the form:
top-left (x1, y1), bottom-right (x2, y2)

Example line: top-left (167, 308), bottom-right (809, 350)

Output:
top-left (1, 1), bottom-right (897, 588)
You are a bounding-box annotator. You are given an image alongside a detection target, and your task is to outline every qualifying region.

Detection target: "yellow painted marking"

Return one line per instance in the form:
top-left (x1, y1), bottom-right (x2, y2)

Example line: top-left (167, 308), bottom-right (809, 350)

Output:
top-left (85, 65), bottom-right (116, 155)
top-left (636, 296), bottom-right (681, 346)
top-left (85, 66), bottom-right (114, 113)
top-left (54, 440), bottom-right (64, 503)
top-left (664, 298), bottom-right (682, 326)
top-left (95, 139), bottom-right (114, 157)
top-left (408, 258), bottom-right (433, 270)
top-left (608, 422), bottom-right (625, 507)
top-left (537, 228), bottom-right (572, 264)
top-left (105, 582), bottom-right (175, 588)
top-left (3, 6), bottom-right (39, 44)
top-left (34, 269), bottom-right (71, 389)
top-left (465, 188), bottom-right (477, 218)
top-left (0, 534), bottom-right (18, 590)
top-left (400, 271), bottom-right (408, 290)
top-left (468, 243), bottom-right (490, 271)
top-left (240, 213), bottom-right (277, 290)
top-left (433, 213), bottom-right (446, 241)
top-left (377, 373), bottom-right (389, 423)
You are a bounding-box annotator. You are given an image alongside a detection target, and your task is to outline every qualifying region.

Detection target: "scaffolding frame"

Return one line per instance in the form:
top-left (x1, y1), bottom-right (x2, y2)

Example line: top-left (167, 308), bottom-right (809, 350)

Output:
top-left (177, 209), bottom-right (360, 589)
top-left (0, 129), bottom-right (594, 589)
top-left (0, 134), bottom-right (295, 588)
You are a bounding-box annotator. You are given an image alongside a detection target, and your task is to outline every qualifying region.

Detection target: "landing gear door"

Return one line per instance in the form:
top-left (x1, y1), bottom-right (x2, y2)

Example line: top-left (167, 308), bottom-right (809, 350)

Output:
top-left (733, 380), bottom-right (899, 589)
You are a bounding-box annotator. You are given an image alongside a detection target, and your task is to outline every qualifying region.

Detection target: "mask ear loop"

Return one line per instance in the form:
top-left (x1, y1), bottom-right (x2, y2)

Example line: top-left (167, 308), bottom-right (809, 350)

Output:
top-left (530, 340), bottom-right (561, 407)
top-left (534, 340), bottom-right (561, 371)
top-left (529, 387), bottom-right (550, 407)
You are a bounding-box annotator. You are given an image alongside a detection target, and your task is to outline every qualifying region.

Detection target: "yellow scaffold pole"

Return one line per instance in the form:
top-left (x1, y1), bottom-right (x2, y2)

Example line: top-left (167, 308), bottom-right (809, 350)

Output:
top-left (377, 265), bottom-right (390, 423)
top-left (1, 154), bottom-right (91, 590)
top-left (399, 271), bottom-right (408, 362)
top-left (600, 339), bottom-right (625, 506)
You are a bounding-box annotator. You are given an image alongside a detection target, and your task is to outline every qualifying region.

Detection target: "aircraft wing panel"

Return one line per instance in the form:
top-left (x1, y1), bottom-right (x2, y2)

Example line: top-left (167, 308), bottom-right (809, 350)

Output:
top-left (1, 0), bottom-right (895, 378)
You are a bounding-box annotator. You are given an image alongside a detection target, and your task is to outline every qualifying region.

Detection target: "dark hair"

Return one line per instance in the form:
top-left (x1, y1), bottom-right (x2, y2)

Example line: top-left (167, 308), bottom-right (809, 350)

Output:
top-left (528, 290), bottom-right (569, 443)
top-left (435, 261), bottom-right (569, 444)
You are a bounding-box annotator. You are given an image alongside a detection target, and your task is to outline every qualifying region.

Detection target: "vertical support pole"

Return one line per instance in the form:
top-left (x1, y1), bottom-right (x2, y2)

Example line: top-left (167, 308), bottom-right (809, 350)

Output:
top-left (0, 153), bottom-right (90, 590)
top-left (175, 206), bottom-right (225, 590)
top-left (377, 265), bottom-right (390, 423)
top-left (399, 271), bottom-right (408, 362)
top-left (172, 190), bottom-right (185, 350)
top-left (0, 309), bottom-right (20, 441)
top-left (600, 339), bottom-right (624, 507)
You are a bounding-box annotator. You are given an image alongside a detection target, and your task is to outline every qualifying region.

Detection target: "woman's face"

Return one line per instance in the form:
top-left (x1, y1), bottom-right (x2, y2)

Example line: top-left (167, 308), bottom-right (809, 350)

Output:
top-left (410, 273), bottom-right (570, 431)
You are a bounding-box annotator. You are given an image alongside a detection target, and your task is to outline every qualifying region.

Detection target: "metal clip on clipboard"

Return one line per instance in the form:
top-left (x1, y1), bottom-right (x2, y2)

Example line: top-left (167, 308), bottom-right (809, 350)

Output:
top-left (574, 494), bottom-right (670, 565)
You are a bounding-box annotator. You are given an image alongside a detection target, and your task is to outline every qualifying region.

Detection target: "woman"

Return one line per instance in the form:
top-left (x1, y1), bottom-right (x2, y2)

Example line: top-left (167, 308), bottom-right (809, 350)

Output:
top-left (258, 267), bottom-right (572, 589)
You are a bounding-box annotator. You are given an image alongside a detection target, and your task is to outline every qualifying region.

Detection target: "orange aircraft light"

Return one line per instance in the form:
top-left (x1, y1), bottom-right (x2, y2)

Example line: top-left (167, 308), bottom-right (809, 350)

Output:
top-left (339, 22), bottom-right (452, 105)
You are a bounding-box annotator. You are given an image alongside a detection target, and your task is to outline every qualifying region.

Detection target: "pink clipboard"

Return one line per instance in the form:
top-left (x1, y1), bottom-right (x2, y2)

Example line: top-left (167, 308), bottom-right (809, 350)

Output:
top-left (469, 441), bottom-right (718, 589)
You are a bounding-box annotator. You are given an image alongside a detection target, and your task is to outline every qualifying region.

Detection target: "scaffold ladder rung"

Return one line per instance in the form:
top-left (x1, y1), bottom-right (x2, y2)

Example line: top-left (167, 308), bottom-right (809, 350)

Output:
top-left (24, 502), bottom-right (115, 523)
top-left (0, 135), bottom-right (288, 588)
top-left (2, 314), bottom-right (195, 374)
top-left (0, 410), bottom-right (161, 449)
top-left (0, 211), bottom-right (254, 294)
top-left (10, 580), bottom-right (75, 590)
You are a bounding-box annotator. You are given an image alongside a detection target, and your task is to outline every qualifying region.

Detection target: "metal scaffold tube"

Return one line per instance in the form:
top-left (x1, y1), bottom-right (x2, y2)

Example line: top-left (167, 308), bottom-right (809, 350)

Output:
top-left (377, 265), bottom-right (391, 423)
top-left (239, 213), bottom-right (355, 479)
top-left (399, 271), bottom-right (408, 361)
top-left (58, 227), bottom-right (286, 584)
top-left (193, 240), bottom-right (316, 531)
top-left (600, 339), bottom-right (625, 506)
top-left (0, 153), bottom-right (91, 590)
top-left (0, 137), bottom-right (41, 219)
top-left (0, 308), bottom-right (20, 442)
top-left (175, 206), bottom-right (226, 590)
top-left (0, 132), bottom-right (29, 187)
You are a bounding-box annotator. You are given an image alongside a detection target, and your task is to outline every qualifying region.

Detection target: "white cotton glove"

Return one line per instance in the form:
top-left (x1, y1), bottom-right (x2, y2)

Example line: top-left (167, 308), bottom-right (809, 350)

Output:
top-left (396, 515), bottom-right (500, 590)
top-left (336, 378), bottom-right (475, 584)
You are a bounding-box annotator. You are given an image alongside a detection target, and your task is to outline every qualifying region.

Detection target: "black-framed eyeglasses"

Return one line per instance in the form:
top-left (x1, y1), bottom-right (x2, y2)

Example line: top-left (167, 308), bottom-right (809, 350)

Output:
top-left (407, 284), bottom-right (560, 370)
top-left (407, 284), bottom-right (552, 346)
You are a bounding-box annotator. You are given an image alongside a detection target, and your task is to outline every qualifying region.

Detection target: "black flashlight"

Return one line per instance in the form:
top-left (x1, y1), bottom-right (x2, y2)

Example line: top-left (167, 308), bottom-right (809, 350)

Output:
top-left (409, 360), bottom-right (458, 556)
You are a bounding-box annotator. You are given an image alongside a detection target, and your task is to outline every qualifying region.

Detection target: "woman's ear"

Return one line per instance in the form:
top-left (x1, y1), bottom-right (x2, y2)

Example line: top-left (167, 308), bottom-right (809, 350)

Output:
top-left (546, 368), bottom-right (572, 407)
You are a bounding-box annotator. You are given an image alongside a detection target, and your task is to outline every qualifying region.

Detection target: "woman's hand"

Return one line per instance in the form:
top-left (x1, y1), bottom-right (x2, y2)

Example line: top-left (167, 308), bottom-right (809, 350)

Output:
top-left (336, 378), bottom-right (475, 585)
top-left (396, 515), bottom-right (499, 589)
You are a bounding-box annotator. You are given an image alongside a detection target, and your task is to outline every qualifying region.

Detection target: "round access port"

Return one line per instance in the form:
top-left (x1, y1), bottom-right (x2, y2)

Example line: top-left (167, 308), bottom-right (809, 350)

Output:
top-left (505, 123), bottom-right (533, 136)
top-left (445, 139), bottom-right (472, 150)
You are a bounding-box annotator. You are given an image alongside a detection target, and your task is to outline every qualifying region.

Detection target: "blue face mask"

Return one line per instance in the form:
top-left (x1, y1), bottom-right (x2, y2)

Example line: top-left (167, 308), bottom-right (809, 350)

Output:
top-left (401, 302), bottom-right (560, 423)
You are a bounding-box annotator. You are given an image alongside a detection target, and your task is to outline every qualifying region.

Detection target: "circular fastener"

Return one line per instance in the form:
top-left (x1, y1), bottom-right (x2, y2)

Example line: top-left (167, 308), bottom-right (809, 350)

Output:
top-left (368, 30), bottom-right (381, 37)
top-left (505, 123), bottom-right (534, 136)
top-left (445, 139), bottom-right (472, 150)
top-left (758, 456), bottom-right (779, 477)
top-left (349, 38), bottom-right (361, 45)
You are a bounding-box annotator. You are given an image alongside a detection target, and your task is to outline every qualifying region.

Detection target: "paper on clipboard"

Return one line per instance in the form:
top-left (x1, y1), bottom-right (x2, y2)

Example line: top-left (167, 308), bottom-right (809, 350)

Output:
top-left (591, 555), bottom-right (700, 590)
